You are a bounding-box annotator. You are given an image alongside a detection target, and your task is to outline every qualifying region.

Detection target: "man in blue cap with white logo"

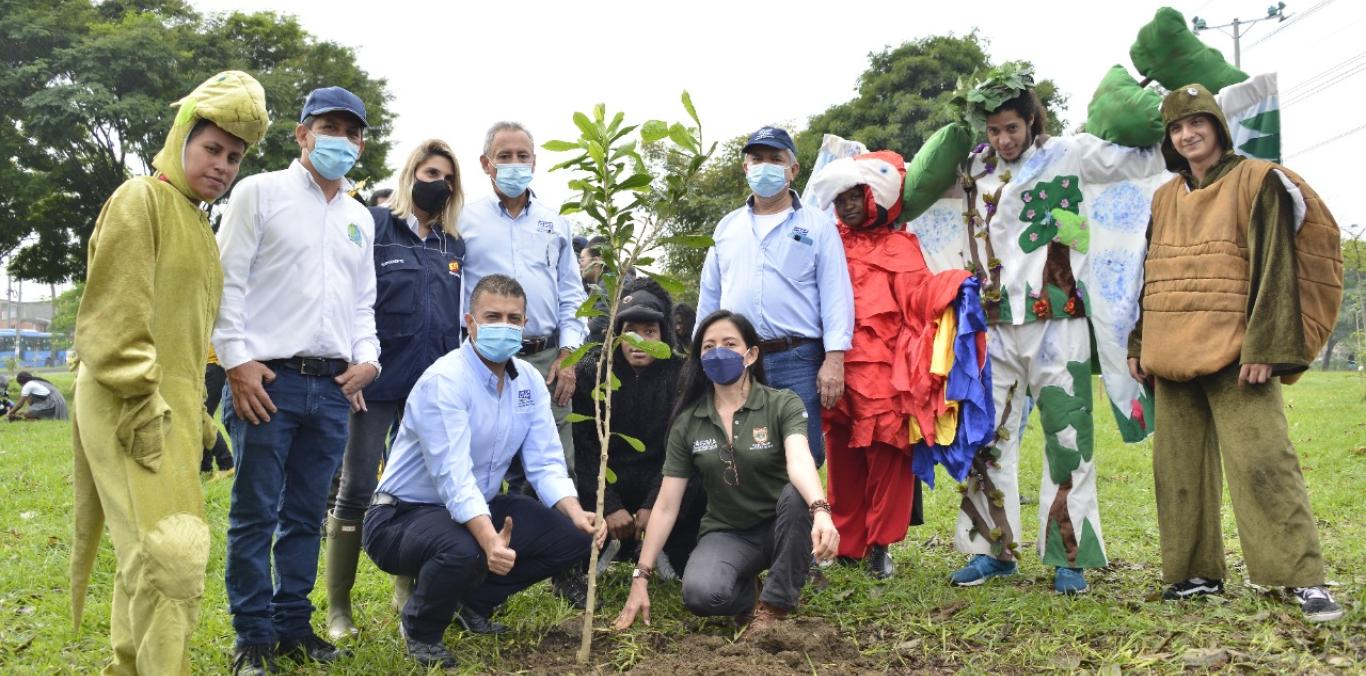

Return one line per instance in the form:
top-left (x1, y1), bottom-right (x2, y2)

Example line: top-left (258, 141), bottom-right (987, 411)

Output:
top-left (214, 85), bottom-right (380, 674)
top-left (696, 126), bottom-right (854, 467)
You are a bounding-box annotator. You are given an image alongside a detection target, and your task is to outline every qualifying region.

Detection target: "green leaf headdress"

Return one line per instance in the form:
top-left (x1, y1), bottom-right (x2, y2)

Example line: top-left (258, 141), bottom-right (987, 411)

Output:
top-left (950, 61), bottom-right (1036, 132)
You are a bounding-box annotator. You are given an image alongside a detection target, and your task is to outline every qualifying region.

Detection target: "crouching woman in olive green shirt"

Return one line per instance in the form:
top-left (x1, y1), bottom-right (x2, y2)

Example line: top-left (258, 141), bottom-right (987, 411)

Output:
top-left (614, 310), bottom-right (839, 634)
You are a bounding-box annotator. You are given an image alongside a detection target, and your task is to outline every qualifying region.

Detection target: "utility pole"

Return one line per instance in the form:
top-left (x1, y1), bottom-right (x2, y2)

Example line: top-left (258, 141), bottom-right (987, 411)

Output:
top-left (1191, 2), bottom-right (1291, 68)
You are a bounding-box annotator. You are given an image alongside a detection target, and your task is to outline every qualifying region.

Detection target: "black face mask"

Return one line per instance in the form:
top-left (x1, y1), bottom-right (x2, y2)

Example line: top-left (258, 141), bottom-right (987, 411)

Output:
top-left (411, 178), bottom-right (452, 214)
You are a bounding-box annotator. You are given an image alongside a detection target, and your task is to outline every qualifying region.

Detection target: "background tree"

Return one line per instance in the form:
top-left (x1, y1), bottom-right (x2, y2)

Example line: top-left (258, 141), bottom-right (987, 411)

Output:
top-left (0, 0), bottom-right (394, 284)
top-left (1323, 226), bottom-right (1364, 369)
top-left (653, 33), bottom-right (1068, 297)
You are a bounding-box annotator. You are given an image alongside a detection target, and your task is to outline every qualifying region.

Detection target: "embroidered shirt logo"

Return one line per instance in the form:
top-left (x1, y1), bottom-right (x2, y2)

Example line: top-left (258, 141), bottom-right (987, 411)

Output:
top-left (792, 226), bottom-right (813, 245)
top-left (752, 426), bottom-right (772, 450)
top-left (347, 223), bottom-right (364, 247)
top-left (381, 258), bottom-right (405, 267)
top-left (517, 389), bottom-right (533, 409)
top-left (537, 219), bottom-right (555, 234)
top-left (692, 438), bottom-right (719, 454)
top-left (448, 260), bottom-right (461, 276)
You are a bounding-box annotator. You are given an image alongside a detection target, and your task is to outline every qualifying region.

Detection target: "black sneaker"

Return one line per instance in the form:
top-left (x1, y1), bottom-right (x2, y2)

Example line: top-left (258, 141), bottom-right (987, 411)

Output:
top-left (454, 605), bottom-right (508, 635)
top-left (1161, 577), bottom-right (1224, 601)
top-left (1292, 586), bottom-right (1344, 622)
top-left (551, 568), bottom-right (588, 609)
top-left (231, 643), bottom-right (275, 675)
top-left (406, 636), bottom-right (458, 668)
top-left (867, 545), bottom-right (895, 580)
top-left (277, 632), bottom-right (348, 663)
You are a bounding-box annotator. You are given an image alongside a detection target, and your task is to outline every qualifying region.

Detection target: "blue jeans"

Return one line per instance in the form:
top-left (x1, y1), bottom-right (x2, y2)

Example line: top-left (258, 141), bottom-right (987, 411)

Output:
top-left (223, 367), bottom-right (350, 646)
top-left (762, 341), bottom-right (825, 467)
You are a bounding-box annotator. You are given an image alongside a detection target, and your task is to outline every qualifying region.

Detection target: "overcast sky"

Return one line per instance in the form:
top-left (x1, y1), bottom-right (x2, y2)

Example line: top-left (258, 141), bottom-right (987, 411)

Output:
top-left (7, 0), bottom-right (1365, 298)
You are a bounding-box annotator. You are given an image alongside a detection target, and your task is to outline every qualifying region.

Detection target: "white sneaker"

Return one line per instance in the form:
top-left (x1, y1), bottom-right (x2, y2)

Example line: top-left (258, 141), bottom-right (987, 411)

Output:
top-left (1292, 586), bottom-right (1344, 622)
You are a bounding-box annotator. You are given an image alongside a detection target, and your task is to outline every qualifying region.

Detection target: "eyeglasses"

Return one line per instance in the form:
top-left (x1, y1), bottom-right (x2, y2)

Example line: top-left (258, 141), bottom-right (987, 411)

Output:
top-left (720, 443), bottom-right (739, 487)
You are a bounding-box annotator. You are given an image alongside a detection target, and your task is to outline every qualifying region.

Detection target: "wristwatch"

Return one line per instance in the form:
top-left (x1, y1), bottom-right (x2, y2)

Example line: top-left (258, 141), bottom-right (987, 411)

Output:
top-left (632, 566), bottom-right (654, 582)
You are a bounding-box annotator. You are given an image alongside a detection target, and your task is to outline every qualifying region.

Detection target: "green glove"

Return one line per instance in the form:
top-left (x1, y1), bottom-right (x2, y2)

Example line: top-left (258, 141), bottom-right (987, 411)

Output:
top-left (1131, 7), bottom-right (1248, 93)
top-left (1051, 209), bottom-right (1090, 253)
top-left (1086, 65), bottom-right (1164, 147)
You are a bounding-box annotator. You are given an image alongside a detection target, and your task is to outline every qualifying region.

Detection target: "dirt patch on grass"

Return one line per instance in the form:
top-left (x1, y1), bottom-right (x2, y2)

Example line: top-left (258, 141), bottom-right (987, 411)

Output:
top-left (506, 616), bottom-right (898, 674)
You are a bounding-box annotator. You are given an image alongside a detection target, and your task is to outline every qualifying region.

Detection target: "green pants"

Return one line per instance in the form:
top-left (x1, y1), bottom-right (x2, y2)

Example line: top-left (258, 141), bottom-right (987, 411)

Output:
top-left (1152, 365), bottom-right (1324, 587)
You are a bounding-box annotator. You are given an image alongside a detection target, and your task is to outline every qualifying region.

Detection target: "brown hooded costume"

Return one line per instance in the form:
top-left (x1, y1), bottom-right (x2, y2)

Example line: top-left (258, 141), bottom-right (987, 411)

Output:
top-left (1130, 84), bottom-right (1341, 587)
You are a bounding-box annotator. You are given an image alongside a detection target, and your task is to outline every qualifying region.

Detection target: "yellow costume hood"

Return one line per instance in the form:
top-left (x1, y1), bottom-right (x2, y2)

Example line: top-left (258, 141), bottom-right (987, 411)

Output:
top-left (152, 70), bottom-right (270, 202)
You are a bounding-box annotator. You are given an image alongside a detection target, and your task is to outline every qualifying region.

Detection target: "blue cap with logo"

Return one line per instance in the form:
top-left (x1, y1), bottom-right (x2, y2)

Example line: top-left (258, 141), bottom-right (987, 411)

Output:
top-left (742, 126), bottom-right (797, 156)
top-left (300, 86), bottom-right (368, 128)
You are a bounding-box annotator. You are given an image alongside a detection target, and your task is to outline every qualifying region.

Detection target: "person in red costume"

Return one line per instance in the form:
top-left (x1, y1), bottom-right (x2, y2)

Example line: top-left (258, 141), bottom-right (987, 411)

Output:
top-left (808, 151), bottom-right (972, 579)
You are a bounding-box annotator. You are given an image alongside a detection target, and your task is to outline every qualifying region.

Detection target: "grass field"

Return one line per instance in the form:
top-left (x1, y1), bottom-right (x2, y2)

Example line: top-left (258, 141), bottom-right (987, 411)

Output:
top-left (1, 371), bottom-right (1362, 673)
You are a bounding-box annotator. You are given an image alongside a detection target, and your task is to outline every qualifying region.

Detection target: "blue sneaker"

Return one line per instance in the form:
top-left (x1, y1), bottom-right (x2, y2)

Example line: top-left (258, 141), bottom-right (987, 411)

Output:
top-left (1054, 567), bottom-right (1088, 595)
top-left (949, 555), bottom-right (1018, 586)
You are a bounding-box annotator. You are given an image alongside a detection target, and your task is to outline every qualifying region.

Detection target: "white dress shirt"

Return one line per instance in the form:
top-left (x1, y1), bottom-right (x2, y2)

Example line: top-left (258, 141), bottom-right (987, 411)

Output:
top-left (213, 160), bottom-right (379, 369)
top-left (374, 341), bottom-right (577, 523)
top-left (458, 194), bottom-right (587, 349)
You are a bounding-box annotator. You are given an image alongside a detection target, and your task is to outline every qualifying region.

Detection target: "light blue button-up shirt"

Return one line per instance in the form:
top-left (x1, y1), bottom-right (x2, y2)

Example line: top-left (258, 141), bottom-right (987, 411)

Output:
top-left (374, 340), bottom-right (577, 523)
top-left (696, 191), bottom-right (854, 351)
top-left (459, 194), bottom-right (587, 349)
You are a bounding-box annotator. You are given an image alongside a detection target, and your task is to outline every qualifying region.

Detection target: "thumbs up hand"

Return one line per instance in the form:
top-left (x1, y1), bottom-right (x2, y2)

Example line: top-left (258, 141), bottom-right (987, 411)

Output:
top-left (485, 516), bottom-right (517, 575)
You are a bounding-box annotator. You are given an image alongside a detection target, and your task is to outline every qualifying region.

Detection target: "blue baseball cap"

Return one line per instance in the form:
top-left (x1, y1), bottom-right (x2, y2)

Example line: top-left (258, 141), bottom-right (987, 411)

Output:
top-left (300, 86), bottom-right (368, 128)
top-left (742, 126), bottom-right (796, 156)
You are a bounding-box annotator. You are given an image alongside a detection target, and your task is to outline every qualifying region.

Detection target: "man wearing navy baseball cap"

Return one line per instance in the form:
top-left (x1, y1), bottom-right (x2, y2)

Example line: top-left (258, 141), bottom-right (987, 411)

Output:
top-left (215, 85), bottom-right (379, 673)
top-left (695, 126), bottom-right (854, 467)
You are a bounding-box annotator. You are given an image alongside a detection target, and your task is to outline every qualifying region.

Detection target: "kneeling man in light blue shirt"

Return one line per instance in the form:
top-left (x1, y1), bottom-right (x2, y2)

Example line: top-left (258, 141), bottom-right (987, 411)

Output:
top-left (362, 273), bottom-right (601, 669)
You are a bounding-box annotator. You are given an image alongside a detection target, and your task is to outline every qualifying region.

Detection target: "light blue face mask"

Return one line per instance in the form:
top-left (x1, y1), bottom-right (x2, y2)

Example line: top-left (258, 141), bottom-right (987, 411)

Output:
top-left (746, 162), bottom-right (789, 198)
top-left (309, 133), bottom-right (360, 181)
top-left (474, 322), bottom-right (524, 363)
top-left (494, 163), bottom-right (534, 198)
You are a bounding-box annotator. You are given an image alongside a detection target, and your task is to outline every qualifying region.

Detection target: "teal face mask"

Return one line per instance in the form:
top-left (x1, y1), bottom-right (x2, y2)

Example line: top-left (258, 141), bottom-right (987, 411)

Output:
top-left (474, 322), bottom-right (524, 363)
top-left (494, 163), bottom-right (533, 198)
top-left (746, 162), bottom-right (788, 198)
top-left (309, 133), bottom-right (360, 180)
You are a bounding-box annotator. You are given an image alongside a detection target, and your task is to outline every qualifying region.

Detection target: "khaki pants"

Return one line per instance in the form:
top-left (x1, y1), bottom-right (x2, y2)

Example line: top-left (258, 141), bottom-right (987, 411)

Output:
top-left (1152, 365), bottom-right (1325, 587)
top-left (520, 345), bottom-right (574, 473)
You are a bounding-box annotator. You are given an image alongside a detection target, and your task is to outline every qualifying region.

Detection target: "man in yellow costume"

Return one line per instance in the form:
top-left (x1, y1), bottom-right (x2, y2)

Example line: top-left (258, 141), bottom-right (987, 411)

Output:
top-left (69, 71), bottom-right (270, 674)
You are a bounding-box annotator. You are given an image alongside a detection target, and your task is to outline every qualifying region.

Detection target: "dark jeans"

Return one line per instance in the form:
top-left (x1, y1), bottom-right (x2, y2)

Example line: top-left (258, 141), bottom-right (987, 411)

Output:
top-left (333, 399), bottom-right (403, 521)
top-left (762, 341), bottom-right (825, 467)
top-left (201, 363), bottom-right (232, 471)
top-left (362, 494), bottom-right (591, 644)
top-left (681, 484), bottom-right (812, 615)
top-left (223, 367), bottom-right (350, 646)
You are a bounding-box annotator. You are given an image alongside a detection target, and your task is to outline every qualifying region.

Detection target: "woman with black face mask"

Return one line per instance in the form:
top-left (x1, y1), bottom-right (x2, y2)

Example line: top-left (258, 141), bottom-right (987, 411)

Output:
top-left (323, 139), bottom-right (466, 640)
top-left (613, 310), bottom-right (838, 637)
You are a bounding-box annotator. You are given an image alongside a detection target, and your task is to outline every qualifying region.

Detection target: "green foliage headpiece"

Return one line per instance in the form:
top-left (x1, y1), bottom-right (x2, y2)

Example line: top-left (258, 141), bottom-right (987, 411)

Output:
top-left (951, 61), bottom-right (1035, 131)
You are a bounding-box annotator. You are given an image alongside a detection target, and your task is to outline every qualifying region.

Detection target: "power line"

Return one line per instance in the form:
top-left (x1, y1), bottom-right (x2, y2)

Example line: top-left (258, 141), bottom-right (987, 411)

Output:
top-left (1284, 121), bottom-right (1366, 159)
top-left (1245, 0), bottom-right (1337, 50)
top-left (1282, 61), bottom-right (1366, 108)
top-left (1284, 49), bottom-right (1366, 95)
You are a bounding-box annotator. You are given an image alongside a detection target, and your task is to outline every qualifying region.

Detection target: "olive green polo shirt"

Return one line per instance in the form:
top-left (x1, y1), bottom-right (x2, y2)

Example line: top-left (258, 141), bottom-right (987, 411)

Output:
top-left (662, 383), bottom-right (808, 537)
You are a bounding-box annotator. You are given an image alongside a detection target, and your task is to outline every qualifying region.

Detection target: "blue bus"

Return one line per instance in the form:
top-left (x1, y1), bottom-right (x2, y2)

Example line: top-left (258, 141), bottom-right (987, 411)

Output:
top-left (0, 329), bottom-right (67, 367)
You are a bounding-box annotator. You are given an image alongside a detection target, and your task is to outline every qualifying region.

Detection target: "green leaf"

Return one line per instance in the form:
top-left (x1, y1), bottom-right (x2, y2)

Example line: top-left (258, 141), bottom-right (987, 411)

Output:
top-left (646, 271), bottom-right (686, 296)
top-left (573, 111), bottom-right (596, 138)
top-left (613, 432), bottom-right (646, 453)
top-left (619, 332), bottom-right (673, 359)
top-left (640, 119), bottom-right (670, 143)
top-left (681, 90), bottom-right (700, 127)
top-left (559, 342), bottom-right (596, 369)
top-left (541, 139), bottom-right (581, 152)
top-left (593, 103), bottom-right (606, 123)
top-left (565, 412), bottom-right (594, 424)
top-left (659, 233), bottom-right (714, 249)
top-left (587, 140), bottom-right (606, 168)
top-left (616, 173), bottom-right (653, 192)
top-left (576, 294), bottom-right (604, 319)
top-left (605, 466), bottom-right (618, 484)
top-left (668, 123), bottom-right (698, 153)
top-left (608, 111), bottom-right (624, 134)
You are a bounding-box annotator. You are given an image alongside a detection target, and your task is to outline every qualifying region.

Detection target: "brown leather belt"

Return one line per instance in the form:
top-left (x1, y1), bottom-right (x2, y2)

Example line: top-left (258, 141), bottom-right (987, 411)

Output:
top-left (756, 336), bottom-right (819, 354)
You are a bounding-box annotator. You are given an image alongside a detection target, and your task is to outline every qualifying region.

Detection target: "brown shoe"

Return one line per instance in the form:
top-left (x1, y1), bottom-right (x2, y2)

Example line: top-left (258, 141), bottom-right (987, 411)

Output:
top-left (733, 577), bottom-right (764, 628)
top-left (739, 601), bottom-right (789, 637)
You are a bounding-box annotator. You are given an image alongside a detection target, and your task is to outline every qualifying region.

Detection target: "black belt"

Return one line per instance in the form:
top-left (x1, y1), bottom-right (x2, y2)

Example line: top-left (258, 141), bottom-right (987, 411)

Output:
top-left (518, 332), bottom-right (559, 357)
top-left (757, 336), bottom-right (819, 354)
top-left (265, 356), bottom-right (349, 377)
top-left (370, 492), bottom-right (400, 507)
